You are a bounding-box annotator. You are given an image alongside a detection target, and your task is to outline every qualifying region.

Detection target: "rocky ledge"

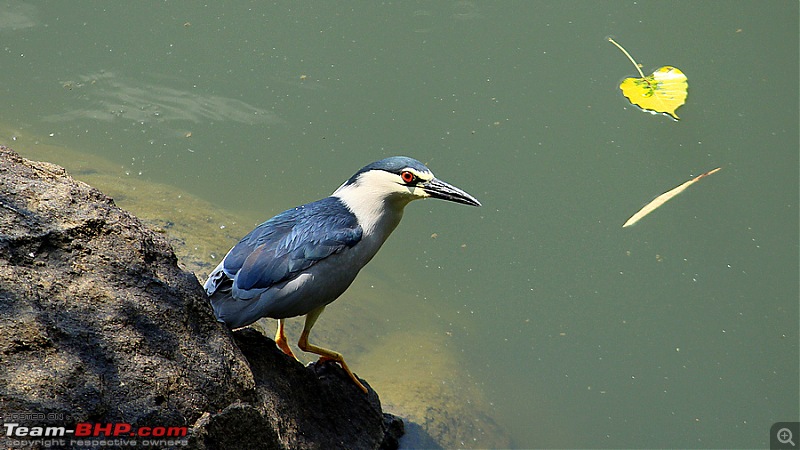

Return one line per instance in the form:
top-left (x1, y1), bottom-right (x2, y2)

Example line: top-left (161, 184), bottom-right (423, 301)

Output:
top-left (0, 146), bottom-right (403, 449)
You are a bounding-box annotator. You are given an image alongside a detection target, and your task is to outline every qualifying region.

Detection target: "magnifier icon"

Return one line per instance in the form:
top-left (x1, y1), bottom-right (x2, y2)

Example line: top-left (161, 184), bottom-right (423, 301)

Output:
top-left (778, 427), bottom-right (796, 446)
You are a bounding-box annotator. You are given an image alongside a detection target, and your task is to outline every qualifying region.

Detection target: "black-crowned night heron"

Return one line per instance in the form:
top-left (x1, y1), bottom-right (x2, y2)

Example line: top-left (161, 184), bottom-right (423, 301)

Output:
top-left (204, 156), bottom-right (481, 392)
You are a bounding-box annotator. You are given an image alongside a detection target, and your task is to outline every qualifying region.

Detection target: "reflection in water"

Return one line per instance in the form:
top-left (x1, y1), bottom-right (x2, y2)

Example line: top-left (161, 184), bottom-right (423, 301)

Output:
top-left (0, 1), bottom-right (38, 31)
top-left (451, 1), bottom-right (483, 21)
top-left (44, 71), bottom-right (283, 128)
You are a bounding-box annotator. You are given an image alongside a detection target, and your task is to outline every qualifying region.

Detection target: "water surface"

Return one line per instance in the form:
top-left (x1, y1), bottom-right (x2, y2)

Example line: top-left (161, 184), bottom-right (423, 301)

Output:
top-left (2, 1), bottom-right (797, 447)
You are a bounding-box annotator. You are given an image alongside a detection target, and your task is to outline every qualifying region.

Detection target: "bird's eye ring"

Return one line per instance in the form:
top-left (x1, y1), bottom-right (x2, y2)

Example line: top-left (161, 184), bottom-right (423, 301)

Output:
top-left (400, 171), bottom-right (416, 184)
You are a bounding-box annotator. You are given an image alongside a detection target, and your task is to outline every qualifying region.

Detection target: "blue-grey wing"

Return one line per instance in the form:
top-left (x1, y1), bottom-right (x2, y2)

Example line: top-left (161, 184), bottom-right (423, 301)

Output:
top-left (222, 197), bottom-right (362, 292)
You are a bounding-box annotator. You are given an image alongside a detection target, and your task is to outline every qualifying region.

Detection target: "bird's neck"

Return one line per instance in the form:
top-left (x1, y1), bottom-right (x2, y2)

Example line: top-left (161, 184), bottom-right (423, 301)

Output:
top-left (332, 187), bottom-right (409, 239)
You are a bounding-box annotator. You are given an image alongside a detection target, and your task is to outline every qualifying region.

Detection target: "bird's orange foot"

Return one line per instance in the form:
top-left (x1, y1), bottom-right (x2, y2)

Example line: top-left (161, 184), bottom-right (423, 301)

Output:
top-left (275, 338), bottom-right (296, 359)
top-left (274, 319), bottom-right (297, 359)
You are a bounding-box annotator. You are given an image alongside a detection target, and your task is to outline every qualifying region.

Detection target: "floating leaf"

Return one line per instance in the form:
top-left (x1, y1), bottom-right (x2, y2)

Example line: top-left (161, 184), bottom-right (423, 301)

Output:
top-left (623, 167), bottom-right (721, 228)
top-left (608, 38), bottom-right (688, 120)
top-left (619, 66), bottom-right (687, 120)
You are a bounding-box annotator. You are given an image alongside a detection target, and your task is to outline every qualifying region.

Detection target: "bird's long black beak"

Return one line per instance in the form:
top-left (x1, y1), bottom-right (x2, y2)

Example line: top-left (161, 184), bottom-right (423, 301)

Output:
top-left (422, 178), bottom-right (481, 207)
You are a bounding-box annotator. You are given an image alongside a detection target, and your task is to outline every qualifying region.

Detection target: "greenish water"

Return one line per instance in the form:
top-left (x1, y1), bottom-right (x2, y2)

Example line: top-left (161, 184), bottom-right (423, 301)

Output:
top-left (2, 1), bottom-right (797, 448)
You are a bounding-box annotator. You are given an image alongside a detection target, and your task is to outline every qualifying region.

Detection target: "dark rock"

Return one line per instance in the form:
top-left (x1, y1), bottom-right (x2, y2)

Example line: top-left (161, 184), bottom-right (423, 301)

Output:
top-left (231, 329), bottom-right (404, 450)
top-left (0, 146), bottom-right (402, 449)
top-left (190, 402), bottom-right (281, 450)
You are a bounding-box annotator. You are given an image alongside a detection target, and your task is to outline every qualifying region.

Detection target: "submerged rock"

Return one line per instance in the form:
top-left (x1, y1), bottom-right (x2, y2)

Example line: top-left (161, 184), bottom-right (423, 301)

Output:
top-left (357, 331), bottom-right (511, 449)
top-left (0, 146), bottom-right (402, 449)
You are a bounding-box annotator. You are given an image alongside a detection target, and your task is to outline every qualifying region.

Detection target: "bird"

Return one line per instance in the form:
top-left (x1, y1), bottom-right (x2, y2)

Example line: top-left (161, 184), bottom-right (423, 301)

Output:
top-left (204, 156), bottom-right (481, 392)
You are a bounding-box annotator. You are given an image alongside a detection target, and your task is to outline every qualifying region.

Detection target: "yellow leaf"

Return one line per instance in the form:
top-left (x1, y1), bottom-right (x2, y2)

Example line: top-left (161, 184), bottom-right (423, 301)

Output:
top-left (620, 67), bottom-right (687, 120)
top-left (608, 38), bottom-right (688, 120)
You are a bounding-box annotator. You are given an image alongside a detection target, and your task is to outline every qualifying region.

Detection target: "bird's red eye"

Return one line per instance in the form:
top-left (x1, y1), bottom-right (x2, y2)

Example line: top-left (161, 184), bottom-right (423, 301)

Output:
top-left (401, 171), bottom-right (416, 183)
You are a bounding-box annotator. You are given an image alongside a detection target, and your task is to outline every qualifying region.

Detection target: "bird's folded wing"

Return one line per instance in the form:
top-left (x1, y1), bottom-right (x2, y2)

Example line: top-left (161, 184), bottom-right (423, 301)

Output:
top-left (224, 197), bottom-right (363, 292)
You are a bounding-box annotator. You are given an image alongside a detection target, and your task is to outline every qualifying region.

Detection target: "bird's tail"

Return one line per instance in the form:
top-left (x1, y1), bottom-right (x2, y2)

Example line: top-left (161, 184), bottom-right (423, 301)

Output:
top-left (203, 258), bottom-right (268, 329)
top-left (204, 260), bottom-right (232, 296)
top-left (207, 290), bottom-right (265, 330)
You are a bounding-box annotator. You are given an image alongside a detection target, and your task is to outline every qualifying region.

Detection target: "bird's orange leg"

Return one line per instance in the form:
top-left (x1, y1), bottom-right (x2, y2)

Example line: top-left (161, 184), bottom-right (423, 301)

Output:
top-left (274, 319), bottom-right (296, 359)
top-left (298, 306), bottom-right (367, 393)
